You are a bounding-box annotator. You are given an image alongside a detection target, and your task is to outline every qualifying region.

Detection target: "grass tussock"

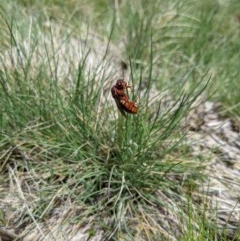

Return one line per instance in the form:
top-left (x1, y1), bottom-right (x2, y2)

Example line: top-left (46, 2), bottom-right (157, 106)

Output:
top-left (0, 0), bottom-right (240, 240)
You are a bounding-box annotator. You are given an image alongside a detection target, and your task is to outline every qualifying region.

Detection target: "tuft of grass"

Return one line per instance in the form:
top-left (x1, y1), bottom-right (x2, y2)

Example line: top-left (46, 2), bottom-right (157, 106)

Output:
top-left (0, 0), bottom-right (240, 240)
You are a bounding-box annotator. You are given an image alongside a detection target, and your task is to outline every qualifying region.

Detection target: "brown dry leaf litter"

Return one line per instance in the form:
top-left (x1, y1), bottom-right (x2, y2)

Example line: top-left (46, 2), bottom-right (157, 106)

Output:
top-left (186, 95), bottom-right (240, 237)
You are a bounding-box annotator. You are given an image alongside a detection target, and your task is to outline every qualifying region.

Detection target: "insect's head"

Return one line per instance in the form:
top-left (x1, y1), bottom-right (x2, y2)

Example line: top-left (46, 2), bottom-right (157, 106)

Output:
top-left (116, 79), bottom-right (127, 89)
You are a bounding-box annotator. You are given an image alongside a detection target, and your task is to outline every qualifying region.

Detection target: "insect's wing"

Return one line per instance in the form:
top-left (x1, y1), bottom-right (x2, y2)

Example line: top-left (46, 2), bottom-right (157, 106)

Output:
top-left (114, 98), bottom-right (127, 117)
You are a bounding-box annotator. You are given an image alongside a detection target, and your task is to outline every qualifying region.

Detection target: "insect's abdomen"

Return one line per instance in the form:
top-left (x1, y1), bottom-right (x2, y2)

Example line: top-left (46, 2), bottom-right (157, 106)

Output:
top-left (120, 97), bottom-right (138, 114)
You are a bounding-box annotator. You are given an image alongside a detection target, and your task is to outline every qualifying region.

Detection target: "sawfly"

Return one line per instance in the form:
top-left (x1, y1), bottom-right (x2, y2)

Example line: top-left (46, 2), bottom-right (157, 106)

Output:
top-left (111, 79), bottom-right (138, 117)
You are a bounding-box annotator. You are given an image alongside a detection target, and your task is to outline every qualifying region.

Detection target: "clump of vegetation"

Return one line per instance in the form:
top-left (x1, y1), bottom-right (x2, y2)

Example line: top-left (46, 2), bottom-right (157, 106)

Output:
top-left (0, 0), bottom-right (240, 240)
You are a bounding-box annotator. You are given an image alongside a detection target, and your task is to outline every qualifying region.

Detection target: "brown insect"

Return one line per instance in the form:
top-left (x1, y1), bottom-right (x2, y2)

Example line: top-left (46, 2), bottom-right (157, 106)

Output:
top-left (111, 79), bottom-right (138, 117)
